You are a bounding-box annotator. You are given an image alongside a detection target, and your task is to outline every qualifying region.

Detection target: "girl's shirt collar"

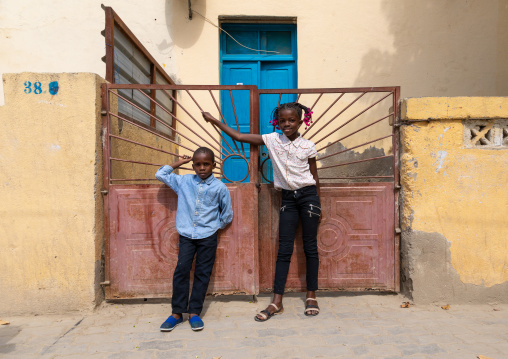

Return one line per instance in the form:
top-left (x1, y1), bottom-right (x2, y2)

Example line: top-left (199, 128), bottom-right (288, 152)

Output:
top-left (276, 133), bottom-right (313, 149)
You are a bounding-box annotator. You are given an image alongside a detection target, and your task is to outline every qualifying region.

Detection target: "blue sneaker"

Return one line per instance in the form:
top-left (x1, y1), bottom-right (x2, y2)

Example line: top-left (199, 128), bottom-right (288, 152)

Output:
top-left (160, 315), bottom-right (183, 332)
top-left (189, 315), bottom-right (204, 331)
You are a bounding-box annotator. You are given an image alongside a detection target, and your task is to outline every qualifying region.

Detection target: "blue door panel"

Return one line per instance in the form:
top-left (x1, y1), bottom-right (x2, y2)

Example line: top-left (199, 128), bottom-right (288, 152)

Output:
top-left (221, 62), bottom-right (257, 182)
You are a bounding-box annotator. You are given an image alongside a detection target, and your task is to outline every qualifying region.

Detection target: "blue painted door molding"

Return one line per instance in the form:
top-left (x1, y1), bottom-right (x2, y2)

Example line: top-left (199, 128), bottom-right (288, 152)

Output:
top-left (220, 23), bottom-right (297, 182)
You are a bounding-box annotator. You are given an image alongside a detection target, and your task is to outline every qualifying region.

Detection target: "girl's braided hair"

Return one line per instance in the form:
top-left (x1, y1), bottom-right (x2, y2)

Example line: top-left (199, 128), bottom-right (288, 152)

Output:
top-left (269, 102), bottom-right (314, 131)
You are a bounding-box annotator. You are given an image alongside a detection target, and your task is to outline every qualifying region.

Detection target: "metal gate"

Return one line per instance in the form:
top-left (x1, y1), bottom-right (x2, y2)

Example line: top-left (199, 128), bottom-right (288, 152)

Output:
top-left (258, 88), bottom-right (400, 292)
top-left (101, 84), bottom-right (400, 299)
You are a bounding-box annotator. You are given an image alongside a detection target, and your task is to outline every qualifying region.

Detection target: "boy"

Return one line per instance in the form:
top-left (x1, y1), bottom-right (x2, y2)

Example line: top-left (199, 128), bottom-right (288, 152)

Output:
top-left (155, 147), bottom-right (233, 332)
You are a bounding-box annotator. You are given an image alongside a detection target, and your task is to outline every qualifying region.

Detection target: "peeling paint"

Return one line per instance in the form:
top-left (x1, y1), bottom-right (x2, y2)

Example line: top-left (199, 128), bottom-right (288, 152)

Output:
top-left (401, 230), bottom-right (508, 304)
top-left (318, 141), bottom-right (392, 183)
top-left (401, 98), bottom-right (508, 292)
top-left (433, 150), bottom-right (447, 172)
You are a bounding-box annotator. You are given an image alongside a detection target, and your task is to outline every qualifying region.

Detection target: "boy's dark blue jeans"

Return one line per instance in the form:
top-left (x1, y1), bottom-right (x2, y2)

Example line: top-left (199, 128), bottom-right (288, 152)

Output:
top-left (274, 185), bottom-right (321, 295)
top-left (172, 231), bottom-right (218, 316)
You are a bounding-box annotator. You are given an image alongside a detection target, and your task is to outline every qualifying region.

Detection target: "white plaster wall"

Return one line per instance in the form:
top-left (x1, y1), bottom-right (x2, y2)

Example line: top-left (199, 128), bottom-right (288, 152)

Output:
top-left (172, 0), bottom-right (508, 98)
top-left (0, 0), bottom-right (177, 105)
top-left (1, 0), bottom-right (507, 105)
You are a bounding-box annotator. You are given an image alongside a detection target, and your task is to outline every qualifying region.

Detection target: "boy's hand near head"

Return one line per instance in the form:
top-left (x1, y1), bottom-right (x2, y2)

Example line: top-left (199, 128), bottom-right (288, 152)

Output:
top-left (169, 155), bottom-right (192, 169)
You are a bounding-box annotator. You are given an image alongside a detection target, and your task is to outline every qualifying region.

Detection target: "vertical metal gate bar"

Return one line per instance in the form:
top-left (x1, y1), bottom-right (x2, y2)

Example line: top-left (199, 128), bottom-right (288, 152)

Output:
top-left (228, 90), bottom-right (246, 157)
top-left (392, 87), bottom-right (401, 292)
top-left (101, 83), bottom-right (112, 297)
top-left (250, 86), bottom-right (260, 294)
top-left (250, 87), bottom-right (260, 184)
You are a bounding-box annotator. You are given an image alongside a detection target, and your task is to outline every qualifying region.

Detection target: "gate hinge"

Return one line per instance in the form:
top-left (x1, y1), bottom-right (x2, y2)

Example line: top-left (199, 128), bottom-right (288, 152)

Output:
top-left (395, 228), bottom-right (402, 234)
top-left (395, 184), bottom-right (401, 189)
top-left (100, 281), bottom-right (111, 286)
top-left (101, 190), bottom-right (108, 195)
top-left (101, 110), bottom-right (107, 116)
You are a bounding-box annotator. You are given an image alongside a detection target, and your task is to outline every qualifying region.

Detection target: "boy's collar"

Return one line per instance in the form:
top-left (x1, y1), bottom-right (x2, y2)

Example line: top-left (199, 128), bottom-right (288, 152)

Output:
top-left (194, 174), bottom-right (215, 185)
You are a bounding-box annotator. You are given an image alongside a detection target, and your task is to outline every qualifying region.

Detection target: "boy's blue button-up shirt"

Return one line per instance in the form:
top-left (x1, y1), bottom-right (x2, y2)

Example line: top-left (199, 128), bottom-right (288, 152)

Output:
top-left (155, 165), bottom-right (233, 239)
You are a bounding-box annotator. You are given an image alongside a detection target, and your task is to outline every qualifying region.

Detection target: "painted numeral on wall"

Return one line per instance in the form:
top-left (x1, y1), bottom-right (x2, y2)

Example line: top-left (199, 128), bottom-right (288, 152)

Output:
top-left (24, 81), bottom-right (32, 94)
top-left (23, 81), bottom-right (59, 95)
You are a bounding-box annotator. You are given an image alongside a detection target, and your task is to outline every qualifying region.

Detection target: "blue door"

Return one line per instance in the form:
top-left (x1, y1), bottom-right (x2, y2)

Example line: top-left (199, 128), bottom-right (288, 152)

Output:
top-left (221, 62), bottom-right (257, 182)
top-left (220, 24), bottom-right (297, 182)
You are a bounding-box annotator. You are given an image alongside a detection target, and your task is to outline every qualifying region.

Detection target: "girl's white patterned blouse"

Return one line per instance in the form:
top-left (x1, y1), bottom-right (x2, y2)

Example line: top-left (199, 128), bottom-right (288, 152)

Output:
top-left (261, 132), bottom-right (318, 190)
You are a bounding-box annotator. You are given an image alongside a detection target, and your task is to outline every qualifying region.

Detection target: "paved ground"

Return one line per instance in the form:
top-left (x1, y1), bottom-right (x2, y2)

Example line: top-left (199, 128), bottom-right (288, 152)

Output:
top-left (1, 293), bottom-right (507, 359)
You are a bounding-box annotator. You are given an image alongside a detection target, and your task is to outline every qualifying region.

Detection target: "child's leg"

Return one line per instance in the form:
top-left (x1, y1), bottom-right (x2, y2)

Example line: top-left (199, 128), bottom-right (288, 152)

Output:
top-left (273, 191), bottom-right (300, 295)
top-left (188, 232), bottom-right (218, 316)
top-left (298, 188), bottom-right (321, 293)
top-left (172, 235), bottom-right (198, 315)
top-left (297, 186), bottom-right (321, 316)
top-left (255, 191), bottom-right (299, 321)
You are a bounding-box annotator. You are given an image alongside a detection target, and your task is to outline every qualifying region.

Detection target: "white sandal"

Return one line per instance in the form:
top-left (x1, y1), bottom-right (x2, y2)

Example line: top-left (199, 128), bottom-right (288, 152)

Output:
top-left (254, 303), bottom-right (284, 322)
top-left (305, 298), bottom-right (320, 316)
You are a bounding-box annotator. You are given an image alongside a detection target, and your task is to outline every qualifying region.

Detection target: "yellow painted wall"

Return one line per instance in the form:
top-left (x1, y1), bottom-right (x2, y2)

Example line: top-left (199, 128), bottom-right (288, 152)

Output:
top-left (0, 73), bottom-right (104, 314)
top-left (401, 97), bottom-right (508, 288)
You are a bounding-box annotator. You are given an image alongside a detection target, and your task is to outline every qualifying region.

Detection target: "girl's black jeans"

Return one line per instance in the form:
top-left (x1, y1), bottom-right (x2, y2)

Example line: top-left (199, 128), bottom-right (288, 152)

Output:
top-left (274, 185), bottom-right (321, 295)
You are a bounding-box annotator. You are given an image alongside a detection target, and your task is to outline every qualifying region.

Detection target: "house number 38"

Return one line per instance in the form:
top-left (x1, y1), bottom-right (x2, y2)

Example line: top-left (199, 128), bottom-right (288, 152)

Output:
top-left (24, 81), bottom-right (60, 95)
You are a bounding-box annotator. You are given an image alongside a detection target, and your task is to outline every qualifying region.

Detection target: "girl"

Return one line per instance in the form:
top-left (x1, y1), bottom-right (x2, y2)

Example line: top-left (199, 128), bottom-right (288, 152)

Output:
top-left (202, 102), bottom-right (321, 321)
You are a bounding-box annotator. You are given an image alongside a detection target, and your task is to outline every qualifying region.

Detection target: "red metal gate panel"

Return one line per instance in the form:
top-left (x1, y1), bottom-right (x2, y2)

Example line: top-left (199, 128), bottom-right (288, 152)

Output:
top-left (258, 88), bottom-right (400, 292)
top-left (101, 84), bottom-right (260, 299)
top-left (106, 183), bottom-right (258, 299)
top-left (259, 183), bottom-right (395, 291)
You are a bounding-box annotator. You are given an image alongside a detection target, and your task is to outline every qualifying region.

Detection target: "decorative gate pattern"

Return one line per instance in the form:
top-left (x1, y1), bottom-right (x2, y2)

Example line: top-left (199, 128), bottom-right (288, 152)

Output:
top-left (101, 83), bottom-right (400, 299)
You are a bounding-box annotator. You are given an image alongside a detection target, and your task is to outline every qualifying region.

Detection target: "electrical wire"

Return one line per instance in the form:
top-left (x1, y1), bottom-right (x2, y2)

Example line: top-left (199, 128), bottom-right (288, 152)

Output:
top-left (191, 9), bottom-right (280, 54)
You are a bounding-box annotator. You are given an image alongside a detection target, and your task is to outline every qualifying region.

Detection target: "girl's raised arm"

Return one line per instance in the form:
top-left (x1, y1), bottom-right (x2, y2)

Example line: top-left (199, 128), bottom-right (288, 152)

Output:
top-left (202, 112), bottom-right (265, 146)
